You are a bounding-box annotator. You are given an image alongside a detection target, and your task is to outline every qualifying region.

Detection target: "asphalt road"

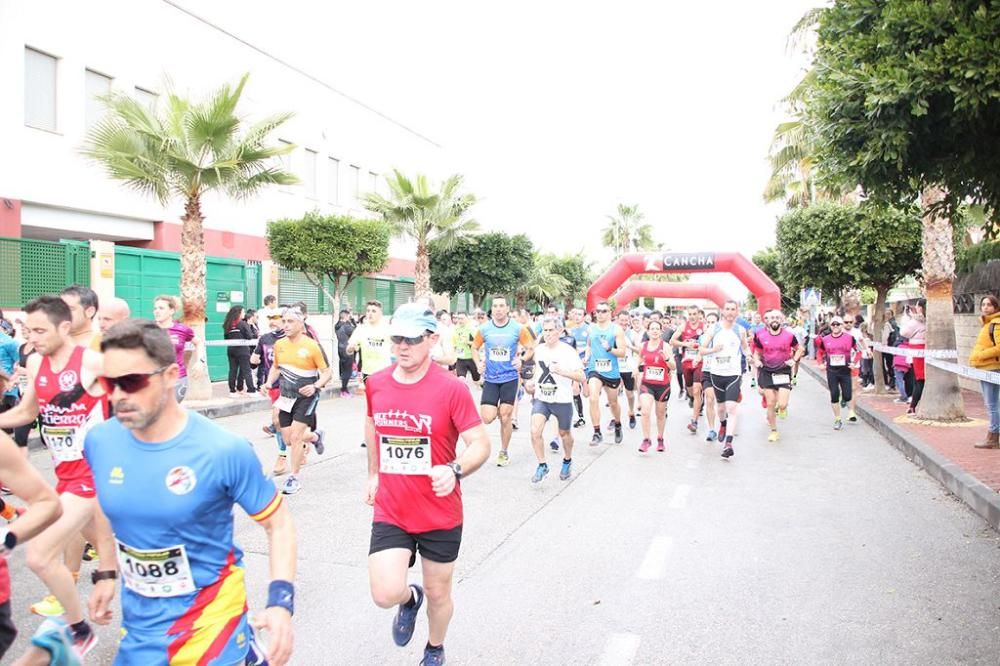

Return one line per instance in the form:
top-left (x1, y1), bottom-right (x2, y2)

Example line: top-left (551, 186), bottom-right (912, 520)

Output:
top-left (5, 373), bottom-right (1000, 665)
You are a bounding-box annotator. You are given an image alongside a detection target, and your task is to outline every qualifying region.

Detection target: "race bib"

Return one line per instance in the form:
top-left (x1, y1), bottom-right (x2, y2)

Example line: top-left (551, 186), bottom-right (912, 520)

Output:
top-left (117, 541), bottom-right (195, 598)
top-left (274, 396), bottom-right (295, 413)
top-left (715, 355), bottom-right (731, 366)
top-left (41, 426), bottom-right (83, 463)
top-left (684, 348), bottom-right (699, 359)
top-left (829, 354), bottom-right (846, 367)
top-left (380, 435), bottom-right (432, 475)
top-left (645, 367), bottom-right (665, 381)
top-left (489, 347), bottom-right (510, 362)
top-left (539, 384), bottom-right (558, 398)
top-left (771, 373), bottom-right (790, 386)
top-left (595, 358), bottom-right (612, 372)
top-left (368, 337), bottom-right (385, 349)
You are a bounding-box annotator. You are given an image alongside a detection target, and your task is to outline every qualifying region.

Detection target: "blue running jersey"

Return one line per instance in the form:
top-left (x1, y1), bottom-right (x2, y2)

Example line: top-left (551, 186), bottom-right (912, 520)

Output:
top-left (587, 323), bottom-right (621, 378)
top-left (476, 320), bottom-right (530, 384)
top-left (570, 325), bottom-right (590, 359)
top-left (85, 413), bottom-right (282, 665)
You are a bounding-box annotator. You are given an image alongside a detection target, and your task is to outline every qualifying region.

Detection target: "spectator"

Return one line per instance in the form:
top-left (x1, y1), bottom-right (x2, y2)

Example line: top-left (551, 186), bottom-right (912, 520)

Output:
top-left (335, 309), bottom-right (356, 398)
top-left (892, 338), bottom-right (912, 404)
top-left (970, 295), bottom-right (1000, 449)
top-left (900, 299), bottom-right (927, 415)
top-left (859, 321), bottom-right (875, 388)
top-left (881, 308), bottom-right (900, 388)
top-left (258, 294), bottom-right (280, 321)
top-left (223, 305), bottom-right (256, 396)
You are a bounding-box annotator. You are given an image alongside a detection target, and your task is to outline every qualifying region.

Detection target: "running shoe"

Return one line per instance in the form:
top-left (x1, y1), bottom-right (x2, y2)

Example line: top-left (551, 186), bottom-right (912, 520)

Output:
top-left (573, 418), bottom-right (586, 428)
top-left (340, 390), bottom-right (351, 399)
top-left (511, 420), bottom-right (519, 431)
top-left (906, 407), bottom-right (915, 415)
top-left (840, 400), bottom-right (848, 409)
top-left (686, 420), bottom-right (697, 434)
top-left (833, 419), bottom-right (843, 431)
top-left (656, 438), bottom-right (666, 452)
top-left (847, 410), bottom-right (858, 423)
top-left (559, 459), bottom-right (572, 480)
top-left (549, 439), bottom-right (560, 452)
top-left (30, 595), bottom-right (65, 617)
top-left (687, 395), bottom-right (694, 409)
top-left (420, 644), bottom-right (446, 666)
top-left (893, 397), bottom-right (909, 404)
top-left (614, 425), bottom-right (623, 444)
top-left (262, 424), bottom-right (276, 436)
top-left (272, 456), bottom-right (289, 477)
top-left (638, 438), bottom-right (651, 453)
top-left (706, 430), bottom-right (718, 442)
top-left (30, 618), bottom-right (80, 666)
top-left (531, 463), bottom-right (549, 483)
top-left (83, 543), bottom-right (98, 562)
top-left (392, 584), bottom-right (424, 647)
top-left (777, 407), bottom-right (788, 420)
top-left (312, 429), bottom-right (326, 455)
top-left (496, 450), bottom-right (510, 467)
top-left (721, 446), bottom-right (734, 458)
top-left (281, 475), bottom-right (301, 495)
top-left (607, 419), bottom-right (617, 431)
top-left (628, 415), bottom-right (636, 429)
top-left (717, 424), bottom-right (727, 441)
top-left (71, 627), bottom-right (98, 659)
top-left (590, 431), bottom-right (603, 446)
top-left (767, 430), bottom-right (779, 443)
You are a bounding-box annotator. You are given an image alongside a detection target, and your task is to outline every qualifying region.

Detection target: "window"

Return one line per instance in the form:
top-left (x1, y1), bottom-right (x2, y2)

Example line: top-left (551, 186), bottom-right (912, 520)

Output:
top-left (304, 149), bottom-right (318, 199)
top-left (368, 171), bottom-right (378, 196)
top-left (134, 87), bottom-right (158, 109)
top-left (328, 157), bottom-right (340, 204)
top-left (278, 140), bottom-right (294, 192)
top-left (350, 164), bottom-right (361, 200)
top-left (24, 47), bottom-right (58, 131)
top-left (85, 69), bottom-right (112, 130)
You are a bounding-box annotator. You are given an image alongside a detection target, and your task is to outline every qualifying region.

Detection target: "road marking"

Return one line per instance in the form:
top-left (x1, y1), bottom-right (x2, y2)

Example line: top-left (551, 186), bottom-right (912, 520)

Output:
top-left (637, 536), bottom-right (673, 580)
top-left (599, 632), bottom-right (641, 666)
top-left (668, 484), bottom-right (691, 509)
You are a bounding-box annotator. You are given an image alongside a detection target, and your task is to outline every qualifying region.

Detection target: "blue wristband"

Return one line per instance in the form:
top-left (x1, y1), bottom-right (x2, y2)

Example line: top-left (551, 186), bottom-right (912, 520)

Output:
top-left (267, 580), bottom-right (294, 616)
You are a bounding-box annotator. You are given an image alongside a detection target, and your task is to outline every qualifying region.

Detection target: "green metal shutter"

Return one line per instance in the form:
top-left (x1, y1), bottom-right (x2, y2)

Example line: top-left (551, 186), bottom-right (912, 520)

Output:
top-left (278, 268), bottom-right (321, 312)
top-left (393, 280), bottom-right (415, 310)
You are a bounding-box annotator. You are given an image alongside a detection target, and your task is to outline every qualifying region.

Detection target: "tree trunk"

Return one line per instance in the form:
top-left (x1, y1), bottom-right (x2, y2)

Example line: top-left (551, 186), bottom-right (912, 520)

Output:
top-left (871, 285), bottom-right (888, 394)
top-left (917, 186), bottom-right (966, 420)
top-left (414, 242), bottom-right (431, 298)
top-left (179, 195), bottom-right (212, 400)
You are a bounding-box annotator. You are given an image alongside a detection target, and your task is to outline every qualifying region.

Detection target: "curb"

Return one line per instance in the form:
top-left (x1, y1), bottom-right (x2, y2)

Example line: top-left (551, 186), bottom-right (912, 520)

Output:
top-left (800, 362), bottom-right (1000, 531)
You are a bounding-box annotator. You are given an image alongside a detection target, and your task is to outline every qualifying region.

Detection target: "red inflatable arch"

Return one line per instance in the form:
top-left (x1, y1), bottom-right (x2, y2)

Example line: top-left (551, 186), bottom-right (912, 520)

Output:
top-left (612, 281), bottom-right (729, 312)
top-left (586, 252), bottom-right (780, 314)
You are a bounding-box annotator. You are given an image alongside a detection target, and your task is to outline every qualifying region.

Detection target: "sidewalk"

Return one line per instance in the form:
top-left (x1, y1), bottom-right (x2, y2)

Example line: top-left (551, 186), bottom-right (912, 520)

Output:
top-left (800, 359), bottom-right (1000, 530)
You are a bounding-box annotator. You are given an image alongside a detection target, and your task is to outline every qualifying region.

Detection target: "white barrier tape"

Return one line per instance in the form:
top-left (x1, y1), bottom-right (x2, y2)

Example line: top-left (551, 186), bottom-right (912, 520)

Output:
top-left (926, 357), bottom-right (1000, 386)
top-left (184, 339), bottom-right (259, 350)
top-left (871, 343), bottom-right (958, 359)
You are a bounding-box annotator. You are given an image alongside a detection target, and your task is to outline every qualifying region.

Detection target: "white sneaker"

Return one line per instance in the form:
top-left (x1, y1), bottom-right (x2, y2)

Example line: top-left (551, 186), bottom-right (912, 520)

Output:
top-left (281, 475), bottom-right (301, 495)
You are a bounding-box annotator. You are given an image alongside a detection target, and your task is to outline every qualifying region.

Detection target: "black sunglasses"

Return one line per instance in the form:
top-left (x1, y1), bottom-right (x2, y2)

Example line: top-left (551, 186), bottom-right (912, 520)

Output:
top-left (831, 322), bottom-right (843, 326)
top-left (99, 367), bottom-right (170, 394)
top-left (391, 334), bottom-right (427, 346)
top-left (596, 308), bottom-right (610, 313)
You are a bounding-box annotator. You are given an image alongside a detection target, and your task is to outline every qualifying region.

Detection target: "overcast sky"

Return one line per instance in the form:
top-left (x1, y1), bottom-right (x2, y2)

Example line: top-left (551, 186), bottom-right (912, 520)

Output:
top-left (175, 0), bottom-right (818, 299)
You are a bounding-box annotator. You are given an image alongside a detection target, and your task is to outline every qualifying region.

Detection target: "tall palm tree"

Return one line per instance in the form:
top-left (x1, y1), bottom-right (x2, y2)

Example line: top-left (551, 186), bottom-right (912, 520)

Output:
top-left (364, 171), bottom-right (478, 298)
top-left (601, 204), bottom-right (656, 257)
top-left (82, 73), bottom-right (296, 398)
top-left (516, 253), bottom-right (570, 310)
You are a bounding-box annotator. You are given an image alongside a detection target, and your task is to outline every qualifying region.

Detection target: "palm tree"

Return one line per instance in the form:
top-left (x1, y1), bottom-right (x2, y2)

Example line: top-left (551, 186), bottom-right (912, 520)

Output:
top-left (83, 73), bottom-right (296, 399)
top-left (364, 171), bottom-right (478, 298)
top-left (601, 204), bottom-right (656, 257)
top-left (516, 253), bottom-right (570, 310)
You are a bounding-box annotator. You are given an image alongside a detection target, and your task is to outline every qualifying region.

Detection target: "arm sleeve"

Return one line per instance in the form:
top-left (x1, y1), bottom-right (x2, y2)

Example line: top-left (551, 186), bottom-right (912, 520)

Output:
top-left (227, 437), bottom-right (283, 522)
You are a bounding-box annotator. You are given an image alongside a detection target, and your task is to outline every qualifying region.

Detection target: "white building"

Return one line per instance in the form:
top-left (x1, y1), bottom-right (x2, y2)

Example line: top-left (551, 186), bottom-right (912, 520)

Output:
top-left (0, 0), bottom-right (442, 271)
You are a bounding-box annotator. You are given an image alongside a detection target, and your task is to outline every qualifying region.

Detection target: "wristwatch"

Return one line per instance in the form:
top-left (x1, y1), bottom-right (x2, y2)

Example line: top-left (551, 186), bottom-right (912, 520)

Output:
top-left (446, 461), bottom-right (463, 480)
top-left (91, 570), bottom-right (118, 584)
top-left (0, 529), bottom-right (16, 555)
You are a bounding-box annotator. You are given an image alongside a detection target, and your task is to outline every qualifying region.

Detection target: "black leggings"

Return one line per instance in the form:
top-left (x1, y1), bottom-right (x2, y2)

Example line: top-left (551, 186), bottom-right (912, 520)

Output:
top-left (339, 357), bottom-right (354, 392)
top-left (827, 368), bottom-right (852, 404)
top-left (228, 353), bottom-right (256, 392)
top-left (910, 378), bottom-right (925, 411)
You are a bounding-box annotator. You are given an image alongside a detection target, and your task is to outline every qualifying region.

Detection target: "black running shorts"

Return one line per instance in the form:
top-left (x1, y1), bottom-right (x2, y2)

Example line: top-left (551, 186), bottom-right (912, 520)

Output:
top-left (711, 374), bottom-right (742, 403)
top-left (481, 379), bottom-right (519, 407)
top-left (640, 382), bottom-right (671, 403)
top-left (758, 367), bottom-right (794, 391)
top-left (455, 358), bottom-right (480, 381)
top-left (620, 372), bottom-right (636, 392)
top-left (587, 371), bottom-right (622, 390)
top-left (369, 521), bottom-right (463, 567)
top-left (278, 393), bottom-right (320, 428)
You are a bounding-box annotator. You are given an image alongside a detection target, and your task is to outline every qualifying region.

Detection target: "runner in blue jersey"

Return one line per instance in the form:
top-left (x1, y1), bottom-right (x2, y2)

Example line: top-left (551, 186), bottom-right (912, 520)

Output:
top-left (473, 297), bottom-right (535, 467)
top-left (567, 308), bottom-right (590, 427)
top-left (86, 320), bottom-right (296, 665)
top-left (584, 302), bottom-right (627, 445)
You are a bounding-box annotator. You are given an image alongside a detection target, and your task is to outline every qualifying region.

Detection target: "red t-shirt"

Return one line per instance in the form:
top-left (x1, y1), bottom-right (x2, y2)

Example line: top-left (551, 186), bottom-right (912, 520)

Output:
top-left (0, 559), bottom-right (8, 605)
top-left (366, 363), bottom-right (482, 533)
top-left (639, 341), bottom-right (672, 385)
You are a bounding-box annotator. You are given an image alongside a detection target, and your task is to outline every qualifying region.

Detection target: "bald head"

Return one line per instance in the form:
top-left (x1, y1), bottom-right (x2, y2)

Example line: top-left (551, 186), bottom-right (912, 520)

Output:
top-left (98, 298), bottom-right (131, 333)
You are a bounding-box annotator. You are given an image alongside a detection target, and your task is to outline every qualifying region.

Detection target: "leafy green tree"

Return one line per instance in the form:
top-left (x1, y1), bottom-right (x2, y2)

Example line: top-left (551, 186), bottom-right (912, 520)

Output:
top-left (550, 253), bottom-right (593, 311)
top-left (364, 171), bottom-right (478, 298)
top-left (807, 0), bottom-right (1000, 418)
top-left (515, 253), bottom-right (570, 310)
top-left (82, 73), bottom-right (295, 399)
top-left (266, 212), bottom-right (390, 317)
top-left (429, 232), bottom-right (533, 308)
top-left (601, 204), bottom-right (657, 257)
top-left (752, 246), bottom-right (799, 309)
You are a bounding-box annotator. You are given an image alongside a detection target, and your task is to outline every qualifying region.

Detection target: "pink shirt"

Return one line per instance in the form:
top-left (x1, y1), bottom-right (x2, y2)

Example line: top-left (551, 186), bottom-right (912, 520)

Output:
top-left (168, 322), bottom-right (195, 377)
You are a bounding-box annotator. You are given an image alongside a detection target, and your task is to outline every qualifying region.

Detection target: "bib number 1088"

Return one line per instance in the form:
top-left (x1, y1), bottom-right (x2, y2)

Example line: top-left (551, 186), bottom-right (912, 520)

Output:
top-left (122, 558), bottom-right (180, 578)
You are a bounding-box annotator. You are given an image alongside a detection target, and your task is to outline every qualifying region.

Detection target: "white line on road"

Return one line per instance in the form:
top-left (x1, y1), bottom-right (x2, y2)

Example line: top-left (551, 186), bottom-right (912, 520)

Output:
top-left (599, 632), bottom-right (641, 666)
top-left (668, 484), bottom-right (692, 509)
top-left (637, 536), bottom-right (673, 580)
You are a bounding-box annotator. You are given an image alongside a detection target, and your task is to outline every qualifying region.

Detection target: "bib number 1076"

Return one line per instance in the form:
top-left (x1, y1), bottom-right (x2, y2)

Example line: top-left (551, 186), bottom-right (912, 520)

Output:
top-left (380, 435), bottom-right (432, 475)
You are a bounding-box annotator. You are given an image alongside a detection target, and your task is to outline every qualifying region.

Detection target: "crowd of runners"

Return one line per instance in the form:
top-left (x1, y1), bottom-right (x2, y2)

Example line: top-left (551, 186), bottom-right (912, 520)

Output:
top-left (0, 285), bottom-right (876, 665)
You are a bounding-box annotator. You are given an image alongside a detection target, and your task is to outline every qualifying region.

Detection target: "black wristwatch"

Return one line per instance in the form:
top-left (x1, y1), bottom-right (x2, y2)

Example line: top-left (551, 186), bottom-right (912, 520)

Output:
top-left (446, 461), bottom-right (463, 480)
top-left (92, 570), bottom-right (118, 584)
top-left (1, 530), bottom-right (16, 552)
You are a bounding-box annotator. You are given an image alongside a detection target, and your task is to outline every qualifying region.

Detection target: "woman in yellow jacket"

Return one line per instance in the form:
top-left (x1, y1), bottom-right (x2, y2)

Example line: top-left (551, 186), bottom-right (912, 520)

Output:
top-left (970, 295), bottom-right (1000, 449)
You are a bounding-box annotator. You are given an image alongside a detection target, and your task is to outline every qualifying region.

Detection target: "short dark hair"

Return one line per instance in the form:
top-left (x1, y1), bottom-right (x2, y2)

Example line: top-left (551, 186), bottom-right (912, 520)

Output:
top-left (366, 300), bottom-right (383, 310)
top-left (60, 285), bottom-right (99, 315)
top-left (25, 295), bottom-right (72, 326)
top-left (101, 319), bottom-right (176, 366)
top-left (264, 295), bottom-right (276, 306)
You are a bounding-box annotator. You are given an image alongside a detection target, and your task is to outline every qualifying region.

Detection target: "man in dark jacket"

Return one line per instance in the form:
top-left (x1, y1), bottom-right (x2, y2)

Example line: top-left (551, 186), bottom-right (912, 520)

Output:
top-left (335, 310), bottom-right (357, 397)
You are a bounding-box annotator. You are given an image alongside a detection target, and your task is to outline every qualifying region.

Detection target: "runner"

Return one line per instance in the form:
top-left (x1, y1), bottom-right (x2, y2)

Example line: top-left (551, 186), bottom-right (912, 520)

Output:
top-left (152, 295), bottom-right (202, 403)
top-left (96, 297), bottom-right (131, 335)
top-left (702, 301), bottom-right (750, 458)
top-left (431, 310), bottom-right (457, 370)
top-left (253, 311), bottom-right (290, 475)
top-left (616, 312), bottom-right (639, 429)
top-left (701, 312), bottom-right (720, 442)
top-left (670, 307), bottom-right (706, 433)
top-left (472, 297), bottom-right (534, 466)
top-left (0, 296), bottom-right (113, 656)
top-left (843, 316), bottom-right (867, 422)
top-left (511, 309), bottom-right (538, 432)
top-left (364, 304), bottom-right (491, 666)
top-left (452, 312), bottom-right (480, 386)
top-left (637, 320), bottom-right (675, 453)
top-left (347, 301), bottom-right (393, 382)
top-left (568, 309), bottom-right (590, 427)
top-left (752, 310), bottom-right (803, 442)
top-left (526, 317), bottom-right (585, 482)
top-left (60, 285), bottom-right (101, 350)
top-left (815, 315), bottom-right (859, 430)
top-left (584, 302), bottom-right (626, 445)
top-left (86, 319), bottom-right (296, 665)
top-left (264, 306), bottom-right (330, 494)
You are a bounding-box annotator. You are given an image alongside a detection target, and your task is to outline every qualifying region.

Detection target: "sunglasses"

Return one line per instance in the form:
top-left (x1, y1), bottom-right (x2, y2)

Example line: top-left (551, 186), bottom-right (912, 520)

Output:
top-left (99, 366), bottom-right (170, 394)
top-left (391, 334), bottom-right (427, 346)
top-left (596, 308), bottom-right (609, 313)
top-left (831, 322), bottom-right (843, 327)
